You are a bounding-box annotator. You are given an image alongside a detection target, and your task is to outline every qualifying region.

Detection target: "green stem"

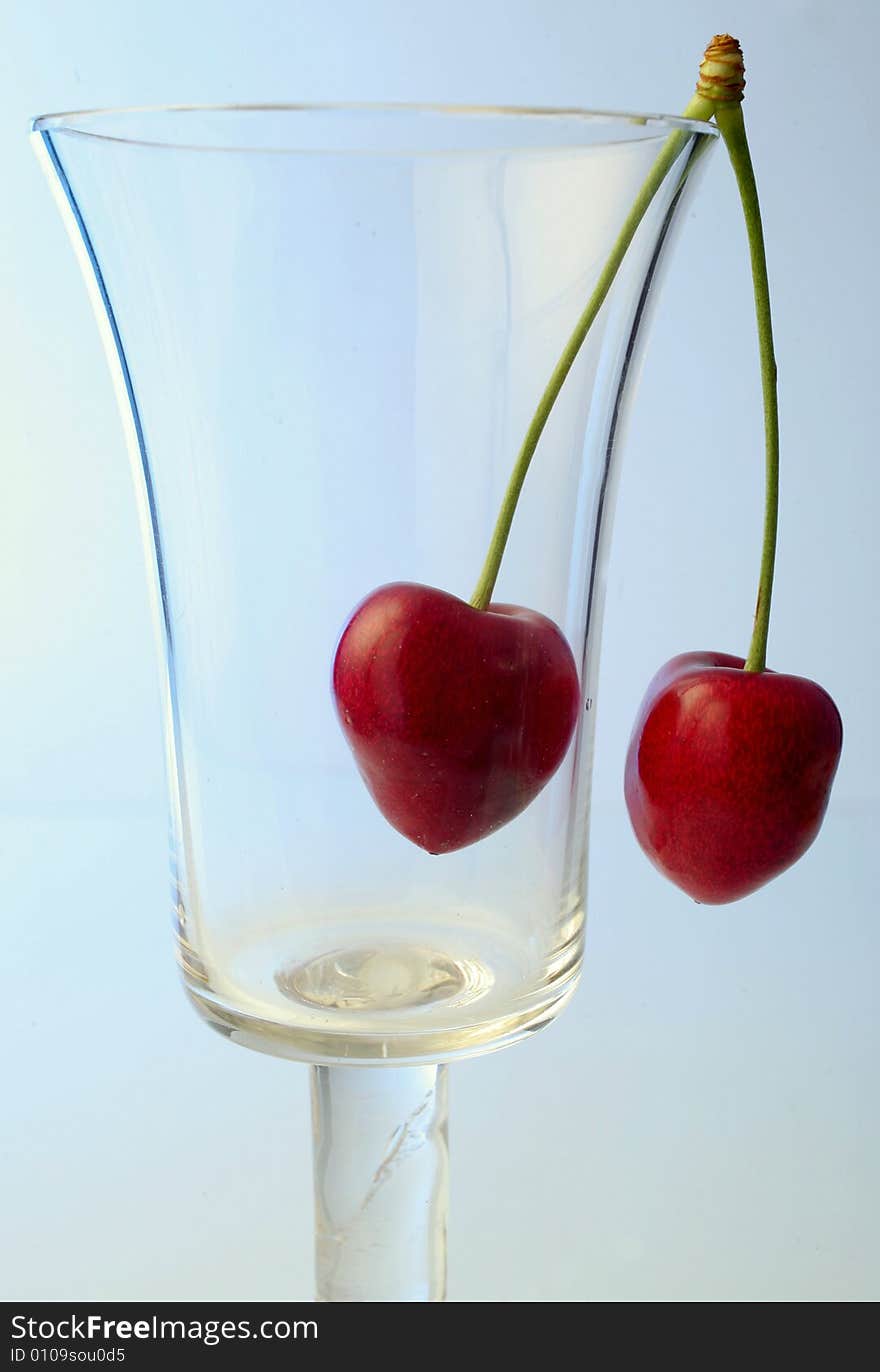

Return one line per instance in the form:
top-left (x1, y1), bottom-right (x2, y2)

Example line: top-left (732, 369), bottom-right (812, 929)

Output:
top-left (469, 92), bottom-right (715, 611)
top-left (714, 102), bottom-right (779, 673)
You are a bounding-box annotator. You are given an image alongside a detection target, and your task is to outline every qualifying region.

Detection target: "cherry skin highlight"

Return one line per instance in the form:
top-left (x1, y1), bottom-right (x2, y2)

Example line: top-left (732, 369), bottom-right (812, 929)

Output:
top-left (332, 583), bottom-right (581, 854)
top-left (625, 652), bottom-right (843, 903)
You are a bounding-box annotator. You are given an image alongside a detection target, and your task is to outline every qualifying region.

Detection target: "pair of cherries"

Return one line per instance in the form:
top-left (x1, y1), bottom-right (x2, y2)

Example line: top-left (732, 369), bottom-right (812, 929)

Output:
top-left (333, 582), bottom-right (842, 903)
top-left (332, 35), bottom-right (843, 904)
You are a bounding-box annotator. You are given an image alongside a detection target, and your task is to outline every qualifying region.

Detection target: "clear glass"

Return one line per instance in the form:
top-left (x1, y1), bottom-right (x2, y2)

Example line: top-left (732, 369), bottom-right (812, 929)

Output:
top-left (312, 1063), bottom-right (448, 1302)
top-left (33, 103), bottom-right (715, 1299)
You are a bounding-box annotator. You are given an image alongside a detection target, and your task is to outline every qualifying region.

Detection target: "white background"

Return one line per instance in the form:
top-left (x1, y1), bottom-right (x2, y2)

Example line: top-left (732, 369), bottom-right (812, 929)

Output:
top-left (1, 0), bottom-right (877, 1300)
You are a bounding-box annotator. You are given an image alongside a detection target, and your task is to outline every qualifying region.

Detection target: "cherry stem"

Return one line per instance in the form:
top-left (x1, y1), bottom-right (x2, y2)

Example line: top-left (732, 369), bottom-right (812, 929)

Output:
top-left (468, 92), bottom-right (715, 612)
top-left (714, 102), bottom-right (779, 673)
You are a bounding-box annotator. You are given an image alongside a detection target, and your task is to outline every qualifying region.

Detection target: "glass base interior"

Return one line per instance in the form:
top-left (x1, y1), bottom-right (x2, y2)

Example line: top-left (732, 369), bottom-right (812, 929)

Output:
top-left (277, 943), bottom-right (492, 1013)
top-left (181, 909), bottom-right (583, 1065)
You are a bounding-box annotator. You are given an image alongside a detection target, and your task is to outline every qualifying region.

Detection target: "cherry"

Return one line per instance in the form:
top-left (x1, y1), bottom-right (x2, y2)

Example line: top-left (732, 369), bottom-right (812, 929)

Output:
top-left (332, 583), bottom-right (580, 854)
top-left (623, 45), bottom-right (844, 904)
top-left (624, 652), bottom-right (843, 903)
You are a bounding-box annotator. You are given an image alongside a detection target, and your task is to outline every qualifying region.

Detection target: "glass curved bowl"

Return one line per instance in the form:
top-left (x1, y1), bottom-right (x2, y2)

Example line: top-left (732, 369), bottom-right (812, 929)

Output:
top-left (33, 103), bottom-right (716, 1066)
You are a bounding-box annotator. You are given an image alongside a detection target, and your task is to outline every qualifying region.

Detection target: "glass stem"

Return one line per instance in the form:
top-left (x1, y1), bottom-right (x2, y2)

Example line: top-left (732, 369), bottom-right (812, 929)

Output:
top-left (310, 1064), bottom-right (449, 1302)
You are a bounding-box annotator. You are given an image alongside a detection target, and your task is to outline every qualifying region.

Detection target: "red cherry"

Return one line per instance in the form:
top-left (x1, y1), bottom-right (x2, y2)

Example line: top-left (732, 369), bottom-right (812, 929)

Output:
top-left (624, 651), bottom-right (843, 903)
top-left (332, 582), bottom-right (580, 854)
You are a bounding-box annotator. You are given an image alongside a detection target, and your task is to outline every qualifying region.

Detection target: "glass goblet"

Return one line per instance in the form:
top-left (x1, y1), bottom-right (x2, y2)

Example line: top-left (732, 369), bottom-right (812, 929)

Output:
top-left (33, 103), bottom-right (716, 1301)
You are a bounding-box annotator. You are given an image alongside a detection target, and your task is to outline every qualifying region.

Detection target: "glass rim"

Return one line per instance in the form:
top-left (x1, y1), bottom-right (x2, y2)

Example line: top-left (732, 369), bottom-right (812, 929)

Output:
top-left (30, 101), bottom-right (719, 155)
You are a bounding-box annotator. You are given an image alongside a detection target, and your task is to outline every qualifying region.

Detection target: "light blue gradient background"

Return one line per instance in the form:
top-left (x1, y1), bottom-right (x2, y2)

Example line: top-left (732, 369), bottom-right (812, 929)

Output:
top-left (1, 0), bottom-right (877, 1301)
